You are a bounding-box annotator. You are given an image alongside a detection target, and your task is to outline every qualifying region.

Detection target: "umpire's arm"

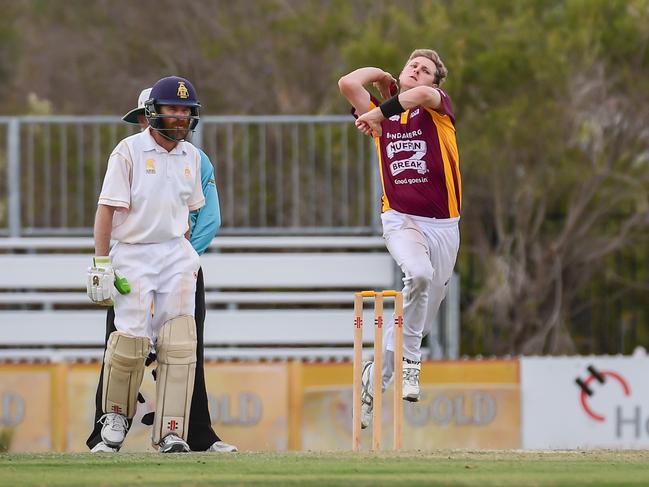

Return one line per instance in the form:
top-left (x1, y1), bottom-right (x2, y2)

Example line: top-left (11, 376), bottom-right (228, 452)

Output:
top-left (189, 149), bottom-right (221, 255)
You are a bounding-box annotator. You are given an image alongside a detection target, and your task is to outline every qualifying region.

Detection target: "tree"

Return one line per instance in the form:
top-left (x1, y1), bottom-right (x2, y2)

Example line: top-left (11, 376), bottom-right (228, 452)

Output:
top-left (1, 0), bottom-right (648, 355)
top-left (341, 0), bottom-right (649, 354)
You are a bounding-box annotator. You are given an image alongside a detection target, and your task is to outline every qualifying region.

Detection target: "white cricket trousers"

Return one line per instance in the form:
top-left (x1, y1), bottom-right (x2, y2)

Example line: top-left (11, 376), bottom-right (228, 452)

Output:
top-left (372, 209), bottom-right (460, 391)
top-left (109, 237), bottom-right (200, 343)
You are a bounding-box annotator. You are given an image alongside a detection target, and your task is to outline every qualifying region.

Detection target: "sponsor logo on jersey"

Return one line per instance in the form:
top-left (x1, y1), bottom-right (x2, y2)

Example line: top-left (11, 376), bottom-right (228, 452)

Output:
top-left (386, 139), bottom-right (429, 177)
top-left (409, 108), bottom-right (420, 118)
top-left (390, 159), bottom-right (428, 176)
top-left (145, 159), bottom-right (156, 174)
top-left (386, 140), bottom-right (427, 159)
top-left (184, 167), bottom-right (192, 178)
top-left (385, 129), bottom-right (423, 140)
top-left (395, 176), bottom-right (429, 185)
top-left (177, 81), bottom-right (189, 99)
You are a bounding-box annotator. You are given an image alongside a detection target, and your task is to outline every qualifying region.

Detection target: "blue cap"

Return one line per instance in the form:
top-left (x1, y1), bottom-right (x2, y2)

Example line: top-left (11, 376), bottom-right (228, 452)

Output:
top-left (148, 76), bottom-right (200, 107)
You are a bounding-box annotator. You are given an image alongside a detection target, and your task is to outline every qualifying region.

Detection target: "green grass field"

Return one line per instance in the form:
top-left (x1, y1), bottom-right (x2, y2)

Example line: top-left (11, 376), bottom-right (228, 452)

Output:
top-left (2, 450), bottom-right (649, 486)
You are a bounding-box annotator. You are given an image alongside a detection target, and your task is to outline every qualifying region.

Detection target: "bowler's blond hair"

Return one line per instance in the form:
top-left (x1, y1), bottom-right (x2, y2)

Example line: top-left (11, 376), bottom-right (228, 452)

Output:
top-left (407, 49), bottom-right (447, 86)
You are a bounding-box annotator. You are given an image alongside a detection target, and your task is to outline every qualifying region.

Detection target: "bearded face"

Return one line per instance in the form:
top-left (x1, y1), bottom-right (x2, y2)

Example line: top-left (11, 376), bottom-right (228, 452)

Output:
top-left (158, 105), bottom-right (192, 141)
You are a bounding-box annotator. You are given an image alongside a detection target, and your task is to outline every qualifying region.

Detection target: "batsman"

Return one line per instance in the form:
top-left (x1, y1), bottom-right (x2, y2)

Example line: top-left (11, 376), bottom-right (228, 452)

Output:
top-left (87, 75), bottom-right (205, 453)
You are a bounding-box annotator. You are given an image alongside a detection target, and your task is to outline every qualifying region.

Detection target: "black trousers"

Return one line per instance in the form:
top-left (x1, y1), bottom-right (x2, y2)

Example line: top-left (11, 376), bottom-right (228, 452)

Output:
top-left (86, 267), bottom-right (220, 451)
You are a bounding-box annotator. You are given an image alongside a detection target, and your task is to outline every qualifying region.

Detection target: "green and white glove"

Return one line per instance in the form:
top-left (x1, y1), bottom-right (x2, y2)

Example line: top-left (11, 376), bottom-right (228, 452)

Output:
top-left (86, 256), bottom-right (130, 306)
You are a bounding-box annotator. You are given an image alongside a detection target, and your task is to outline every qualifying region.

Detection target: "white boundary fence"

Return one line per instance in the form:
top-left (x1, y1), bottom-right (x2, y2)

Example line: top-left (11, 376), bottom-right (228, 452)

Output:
top-left (0, 115), bottom-right (383, 237)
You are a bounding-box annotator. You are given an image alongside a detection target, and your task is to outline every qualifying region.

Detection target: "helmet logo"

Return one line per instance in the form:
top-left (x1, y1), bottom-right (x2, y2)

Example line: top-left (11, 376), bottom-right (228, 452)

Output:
top-left (177, 81), bottom-right (189, 99)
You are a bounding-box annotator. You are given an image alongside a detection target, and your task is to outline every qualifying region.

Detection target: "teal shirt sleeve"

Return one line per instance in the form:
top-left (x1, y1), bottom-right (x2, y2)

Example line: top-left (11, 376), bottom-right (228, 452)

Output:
top-left (189, 149), bottom-right (221, 255)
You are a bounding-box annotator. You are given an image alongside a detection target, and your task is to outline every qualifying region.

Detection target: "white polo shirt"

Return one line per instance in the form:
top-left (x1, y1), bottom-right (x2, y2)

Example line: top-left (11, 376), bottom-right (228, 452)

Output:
top-left (98, 127), bottom-right (205, 244)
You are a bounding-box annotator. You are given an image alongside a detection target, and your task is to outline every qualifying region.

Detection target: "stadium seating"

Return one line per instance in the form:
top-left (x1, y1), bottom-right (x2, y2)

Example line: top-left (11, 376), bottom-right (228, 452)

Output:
top-left (0, 237), bottom-right (458, 361)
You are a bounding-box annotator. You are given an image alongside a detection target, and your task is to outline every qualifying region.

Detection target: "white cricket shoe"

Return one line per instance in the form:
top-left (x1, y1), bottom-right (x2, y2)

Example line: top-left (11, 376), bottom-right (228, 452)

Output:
top-left (99, 413), bottom-right (128, 448)
top-left (90, 441), bottom-right (117, 453)
top-left (402, 360), bottom-right (421, 402)
top-left (158, 433), bottom-right (190, 453)
top-left (207, 440), bottom-right (238, 453)
top-left (360, 361), bottom-right (374, 429)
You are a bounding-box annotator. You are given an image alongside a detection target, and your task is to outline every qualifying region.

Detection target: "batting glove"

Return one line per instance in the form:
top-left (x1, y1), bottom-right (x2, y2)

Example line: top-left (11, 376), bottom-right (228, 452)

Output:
top-left (87, 256), bottom-right (131, 306)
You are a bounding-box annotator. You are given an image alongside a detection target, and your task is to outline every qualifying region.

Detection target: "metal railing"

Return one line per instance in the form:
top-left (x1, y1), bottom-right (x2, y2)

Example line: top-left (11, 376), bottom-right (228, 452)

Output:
top-left (0, 115), bottom-right (382, 237)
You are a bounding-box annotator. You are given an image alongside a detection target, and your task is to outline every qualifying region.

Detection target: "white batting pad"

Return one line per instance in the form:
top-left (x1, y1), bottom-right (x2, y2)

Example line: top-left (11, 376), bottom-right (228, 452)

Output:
top-left (152, 315), bottom-right (197, 444)
top-left (102, 331), bottom-right (149, 418)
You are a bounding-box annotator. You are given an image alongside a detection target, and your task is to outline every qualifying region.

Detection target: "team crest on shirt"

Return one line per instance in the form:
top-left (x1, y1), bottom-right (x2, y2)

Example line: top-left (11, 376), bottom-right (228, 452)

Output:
top-left (145, 159), bottom-right (156, 174)
top-left (184, 167), bottom-right (192, 178)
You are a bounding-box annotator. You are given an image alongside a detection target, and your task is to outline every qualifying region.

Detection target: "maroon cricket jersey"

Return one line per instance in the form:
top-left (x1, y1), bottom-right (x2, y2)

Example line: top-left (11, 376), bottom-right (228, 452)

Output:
top-left (360, 89), bottom-right (461, 219)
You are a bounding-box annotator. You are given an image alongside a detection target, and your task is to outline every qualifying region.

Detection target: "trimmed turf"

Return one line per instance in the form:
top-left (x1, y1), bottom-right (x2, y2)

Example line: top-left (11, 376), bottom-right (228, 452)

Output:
top-left (2, 450), bottom-right (649, 486)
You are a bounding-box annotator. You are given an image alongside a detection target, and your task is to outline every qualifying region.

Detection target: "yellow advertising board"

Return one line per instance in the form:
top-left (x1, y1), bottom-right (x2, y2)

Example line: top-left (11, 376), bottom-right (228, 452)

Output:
top-left (65, 362), bottom-right (289, 452)
top-left (0, 359), bottom-right (519, 452)
top-left (202, 363), bottom-right (289, 451)
top-left (0, 365), bottom-right (56, 452)
top-left (294, 360), bottom-right (521, 450)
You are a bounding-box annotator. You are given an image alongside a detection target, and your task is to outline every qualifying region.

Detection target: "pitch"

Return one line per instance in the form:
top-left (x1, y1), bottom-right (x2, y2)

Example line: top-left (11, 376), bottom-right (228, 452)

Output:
top-left (2, 450), bottom-right (649, 486)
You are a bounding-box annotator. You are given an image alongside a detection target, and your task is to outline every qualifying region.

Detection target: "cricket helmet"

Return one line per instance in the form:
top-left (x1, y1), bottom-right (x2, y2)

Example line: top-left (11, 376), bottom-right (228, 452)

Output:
top-left (144, 76), bottom-right (201, 139)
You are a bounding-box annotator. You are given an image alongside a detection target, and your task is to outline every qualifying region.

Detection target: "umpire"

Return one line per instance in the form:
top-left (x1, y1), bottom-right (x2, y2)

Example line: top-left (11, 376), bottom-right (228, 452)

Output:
top-left (86, 87), bottom-right (237, 453)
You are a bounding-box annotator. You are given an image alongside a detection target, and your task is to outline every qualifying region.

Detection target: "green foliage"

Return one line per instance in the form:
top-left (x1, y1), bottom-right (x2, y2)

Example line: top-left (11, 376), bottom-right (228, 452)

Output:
top-left (0, 1), bottom-right (21, 88)
top-left (1, 0), bottom-right (648, 354)
top-left (337, 0), bottom-right (649, 355)
top-left (0, 428), bottom-right (14, 452)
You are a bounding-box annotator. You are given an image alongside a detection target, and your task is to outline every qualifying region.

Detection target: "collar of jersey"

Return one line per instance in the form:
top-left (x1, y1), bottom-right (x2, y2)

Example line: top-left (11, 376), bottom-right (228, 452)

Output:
top-left (141, 127), bottom-right (187, 155)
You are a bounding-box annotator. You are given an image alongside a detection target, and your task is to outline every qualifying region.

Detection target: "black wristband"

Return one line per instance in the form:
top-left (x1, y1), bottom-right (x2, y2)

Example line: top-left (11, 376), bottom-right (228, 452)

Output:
top-left (379, 95), bottom-right (405, 118)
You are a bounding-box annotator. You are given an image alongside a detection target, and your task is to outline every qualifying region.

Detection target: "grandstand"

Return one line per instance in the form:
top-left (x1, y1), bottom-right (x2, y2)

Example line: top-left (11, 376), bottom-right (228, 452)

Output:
top-left (0, 116), bottom-right (459, 363)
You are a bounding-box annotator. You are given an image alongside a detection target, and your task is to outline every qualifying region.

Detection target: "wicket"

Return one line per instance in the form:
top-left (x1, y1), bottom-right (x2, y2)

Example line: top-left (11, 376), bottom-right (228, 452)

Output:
top-left (352, 290), bottom-right (404, 451)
